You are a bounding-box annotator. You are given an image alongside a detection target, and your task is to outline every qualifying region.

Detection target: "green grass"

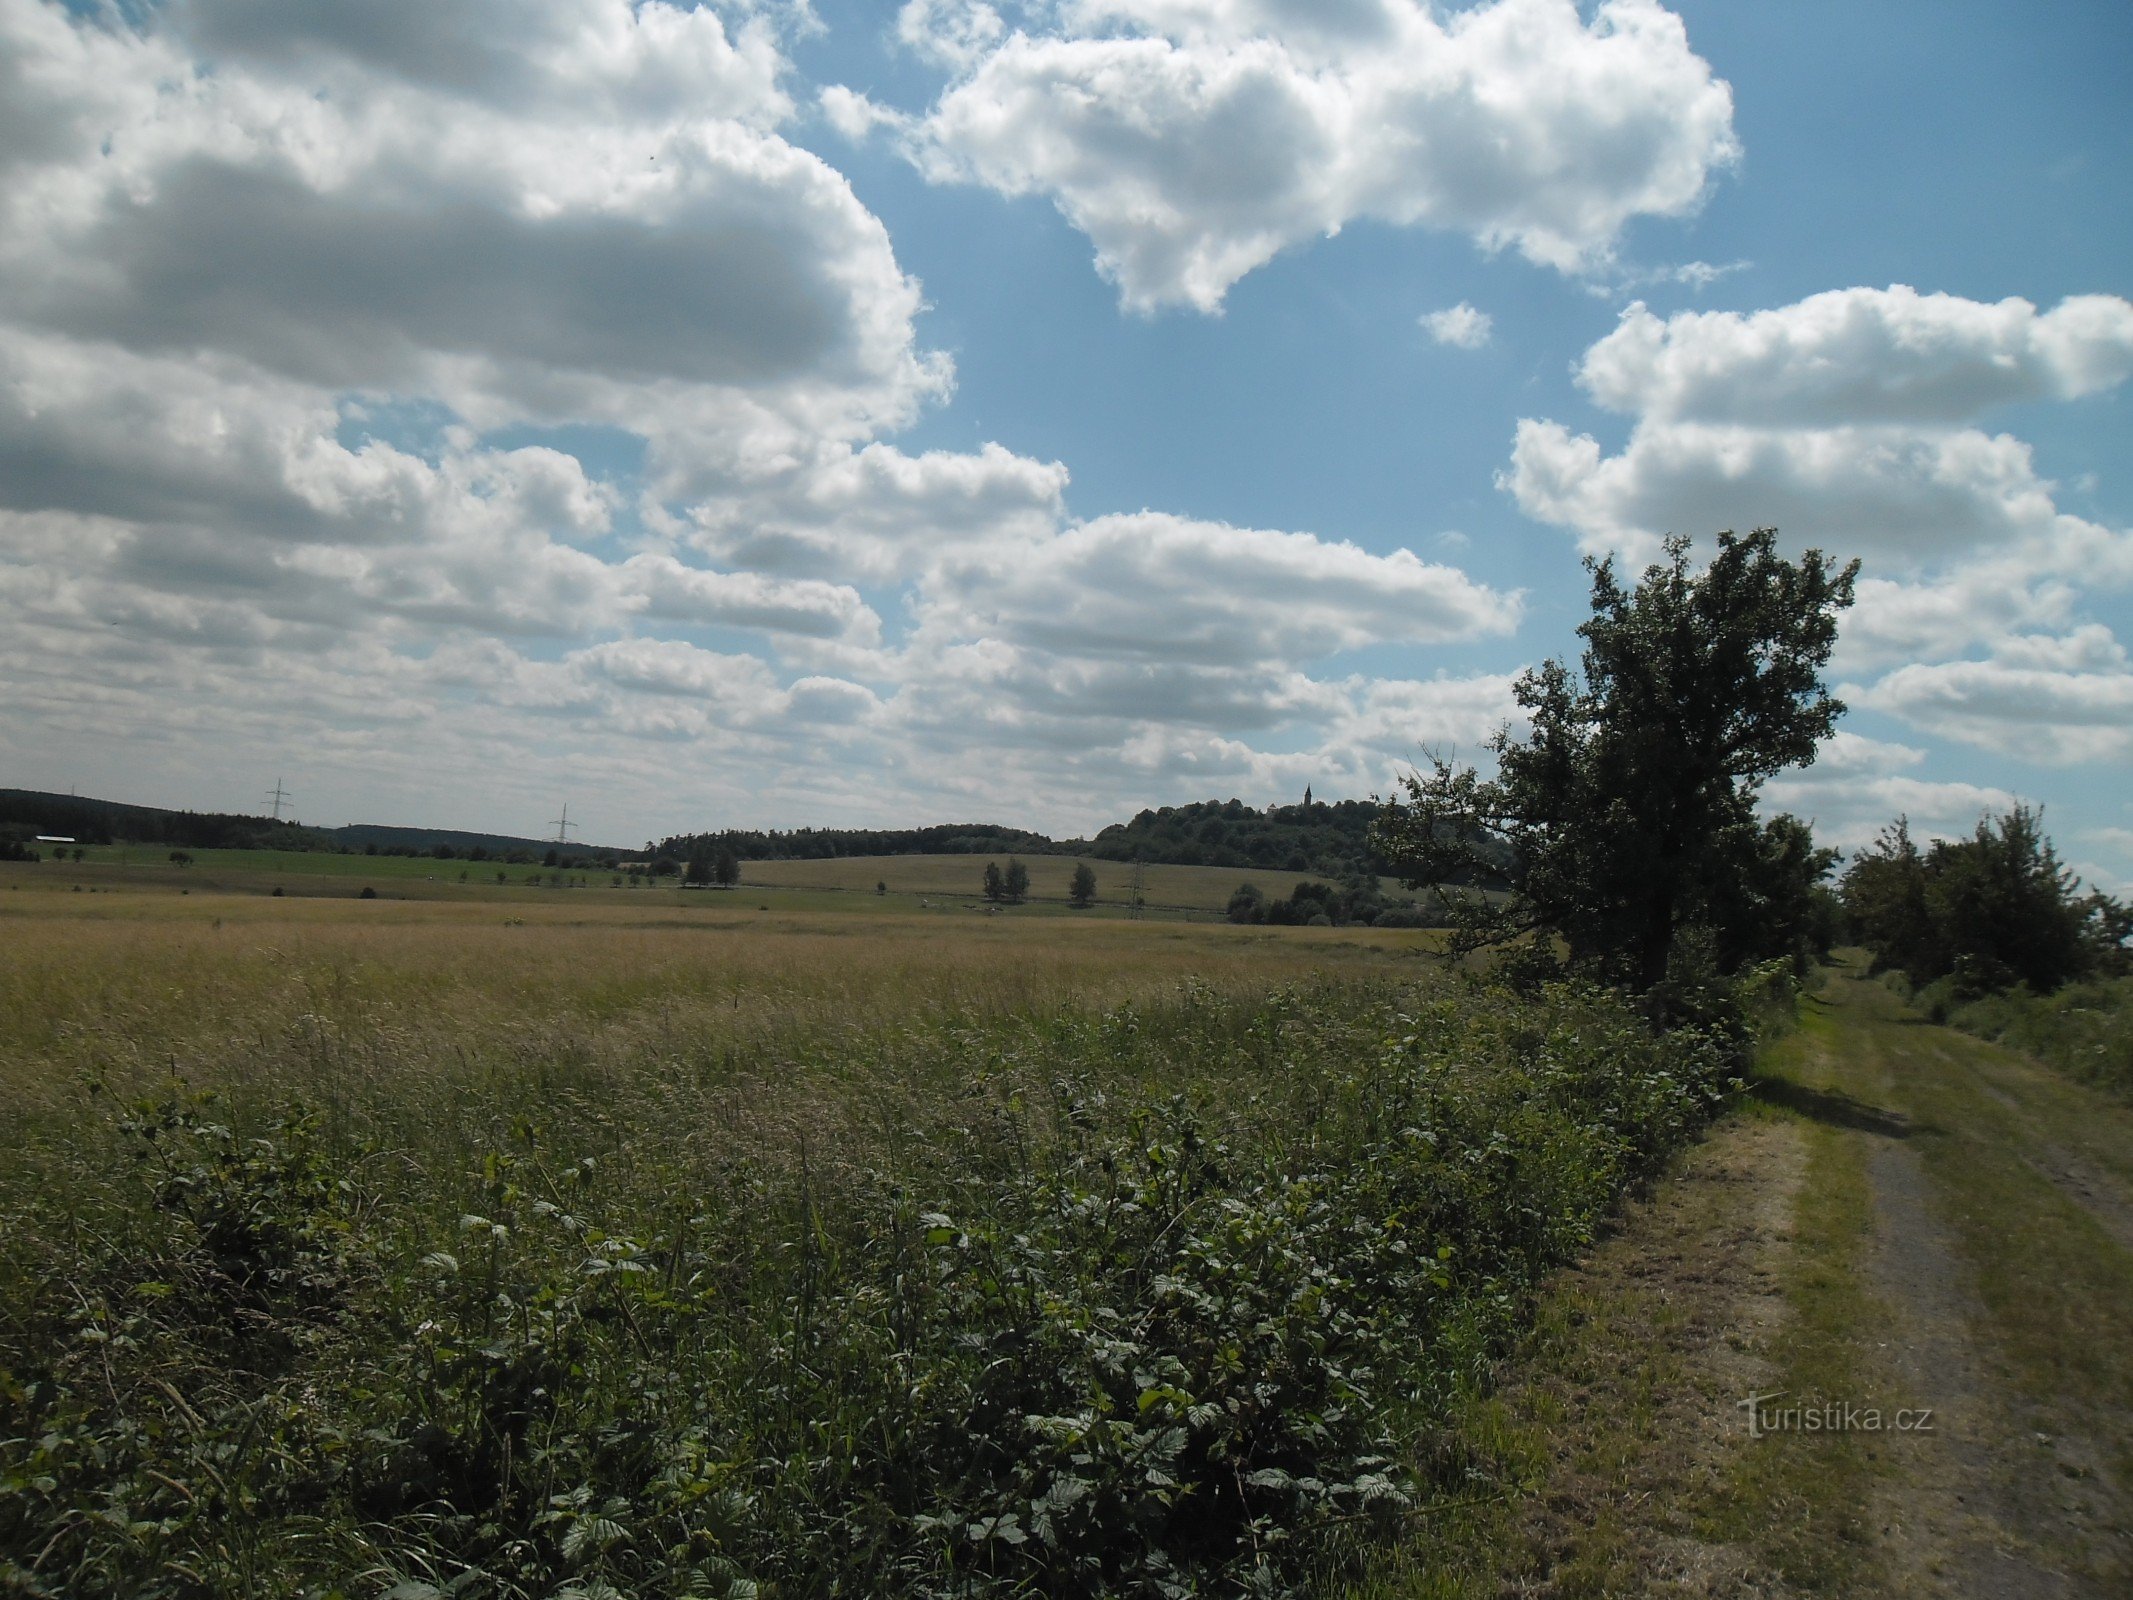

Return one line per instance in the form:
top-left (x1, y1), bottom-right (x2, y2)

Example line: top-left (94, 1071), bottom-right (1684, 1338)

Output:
top-left (0, 895), bottom-right (1737, 1598)
top-left (4, 847), bottom-right (1429, 925)
top-left (742, 853), bottom-right (1408, 916)
top-left (1933, 974), bottom-right (2133, 1102)
top-left (1700, 1003), bottom-right (1883, 1591)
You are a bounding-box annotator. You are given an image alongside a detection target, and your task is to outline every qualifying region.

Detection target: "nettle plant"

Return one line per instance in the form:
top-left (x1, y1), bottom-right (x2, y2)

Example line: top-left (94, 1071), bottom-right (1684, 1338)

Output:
top-left (3, 978), bottom-right (1742, 1598)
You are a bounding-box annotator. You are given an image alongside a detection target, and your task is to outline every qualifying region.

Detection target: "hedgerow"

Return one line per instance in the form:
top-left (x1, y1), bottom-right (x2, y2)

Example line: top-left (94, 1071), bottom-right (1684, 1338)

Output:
top-left (2, 976), bottom-right (1747, 1598)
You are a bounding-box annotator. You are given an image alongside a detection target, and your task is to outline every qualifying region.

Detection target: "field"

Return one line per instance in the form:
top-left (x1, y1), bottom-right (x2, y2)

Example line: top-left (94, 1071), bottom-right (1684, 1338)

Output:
top-left (0, 861), bottom-right (1734, 1598)
top-left (9, 858), bottom-right (2128, 1596)
top-left (7, 848), bottom-right (1397, 920)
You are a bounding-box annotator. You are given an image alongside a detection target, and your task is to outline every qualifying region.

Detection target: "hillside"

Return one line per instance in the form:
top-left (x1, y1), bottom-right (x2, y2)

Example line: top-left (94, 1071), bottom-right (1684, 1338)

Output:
top-left (7, 786), bottom-right (1497, 883)
top-left (0, 789), bottom-right (626, 862)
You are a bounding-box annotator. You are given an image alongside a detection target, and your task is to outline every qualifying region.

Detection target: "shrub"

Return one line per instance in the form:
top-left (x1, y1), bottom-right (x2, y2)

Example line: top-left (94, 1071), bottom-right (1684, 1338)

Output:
top-left (1, 980), bottom-right (1744, 1597)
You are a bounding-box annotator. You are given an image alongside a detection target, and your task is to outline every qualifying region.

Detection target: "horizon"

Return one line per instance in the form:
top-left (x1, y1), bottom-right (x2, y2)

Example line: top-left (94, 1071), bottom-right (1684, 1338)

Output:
top-left (3, 1), bottom-right (2128, 889)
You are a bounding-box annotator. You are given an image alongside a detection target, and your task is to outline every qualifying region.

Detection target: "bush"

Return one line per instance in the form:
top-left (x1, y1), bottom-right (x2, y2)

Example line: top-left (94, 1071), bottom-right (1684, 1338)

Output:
top-left (0, 979), bottom-right (1745, 1598)
top-left (1939, 976), bottom-right (2133, 1101)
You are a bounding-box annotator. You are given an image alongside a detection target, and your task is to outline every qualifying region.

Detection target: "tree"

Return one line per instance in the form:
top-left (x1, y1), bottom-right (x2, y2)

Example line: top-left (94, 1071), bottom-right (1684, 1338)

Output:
top-left (1004, 858), bottom-right (1030, 902)
top-left (1845, 806), bottom-right (2116, 994)
top-left (982, 860), bottom-right (1005, 902)
top-left (1069, 862), bottom-right (1097, 907)
top-left (685, 841), bottom-right (714, 887)
top-left (714, 848), bottom-right (741, 888)
top-left (1373, 529), bottom-right (1858, 996)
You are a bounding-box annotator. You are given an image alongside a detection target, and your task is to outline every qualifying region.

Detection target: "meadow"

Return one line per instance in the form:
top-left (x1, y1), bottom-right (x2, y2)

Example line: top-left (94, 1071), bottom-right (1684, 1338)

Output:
top-left (0, 866), bottom-right (1742, 1598)
top-left (10, 848), bottom-right (1377, 919)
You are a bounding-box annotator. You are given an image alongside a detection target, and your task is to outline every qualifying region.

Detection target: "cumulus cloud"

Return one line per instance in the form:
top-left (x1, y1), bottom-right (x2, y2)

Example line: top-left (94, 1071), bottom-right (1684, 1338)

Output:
top-left (1578, 287), bottom-right (2133, 426)
top-left (871, 0), bottom-right (1738, 311)
top-left (1505, 287), bottom-right (2133, 567)
top-left (1422, 303), bottom-right (1493, 349)
top-left (0, 0), bottom-right (1536, 832)
top-left (918, 511), bottom-right (1521, 667)
top-left (1504, 283), bottom-right (2133, 771)
top-left (1757, 730), bottom-right (2024, 853)
top-left (0, 0), bottom-right (943, 470)
top-left (1849, 631), bottom-right (2133, 766)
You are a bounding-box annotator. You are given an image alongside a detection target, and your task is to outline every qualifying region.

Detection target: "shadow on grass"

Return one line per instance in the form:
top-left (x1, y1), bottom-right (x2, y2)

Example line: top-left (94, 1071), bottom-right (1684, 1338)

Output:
top-left (1749, 1076), bottom-right (1918, 1139)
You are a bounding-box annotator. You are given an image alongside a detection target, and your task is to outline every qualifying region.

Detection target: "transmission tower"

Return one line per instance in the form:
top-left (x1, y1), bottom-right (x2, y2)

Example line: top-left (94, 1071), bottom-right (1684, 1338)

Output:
top-left (1128, 857), bottom-right (1146, 921)
top-left (264, 778), bottom-right (292, 821)
top-left (550, 802), bottom-right (579, 845)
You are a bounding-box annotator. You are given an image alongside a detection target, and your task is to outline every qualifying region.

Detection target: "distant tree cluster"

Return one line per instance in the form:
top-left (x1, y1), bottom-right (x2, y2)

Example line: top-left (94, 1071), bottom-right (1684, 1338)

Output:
top-left (1845, 808), bottom-right (2130, 996)
top-left (1091, 797), bottom-right (1411, 879)
top-left (684, 841), bottom-right (742, 888)
top-left (982, 859), bottom-right (1031, 903)
top-left (1225, 877), bottom-right (1432, 928)
top-left (658, 823), bottom-right (1052, 864)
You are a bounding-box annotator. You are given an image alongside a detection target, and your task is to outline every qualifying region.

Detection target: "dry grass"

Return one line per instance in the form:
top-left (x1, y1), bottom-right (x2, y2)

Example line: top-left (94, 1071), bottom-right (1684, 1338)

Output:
top-left (0, 882), bottom-right (1442, 1164)
top-left (3, 848), bottom-right (1407, 919)
top-left (739, 852), bottom-right (1378, 912)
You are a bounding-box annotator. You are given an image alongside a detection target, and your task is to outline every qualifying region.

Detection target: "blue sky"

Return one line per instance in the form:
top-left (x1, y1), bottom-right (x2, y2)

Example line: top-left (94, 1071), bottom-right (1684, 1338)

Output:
top-left (2, 0), bottom-right (2128, 885)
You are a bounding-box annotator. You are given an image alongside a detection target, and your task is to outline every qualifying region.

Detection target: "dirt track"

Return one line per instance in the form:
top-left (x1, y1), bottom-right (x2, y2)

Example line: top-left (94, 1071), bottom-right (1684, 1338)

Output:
top-left (1355, 963), bottom-right (2133, 1598)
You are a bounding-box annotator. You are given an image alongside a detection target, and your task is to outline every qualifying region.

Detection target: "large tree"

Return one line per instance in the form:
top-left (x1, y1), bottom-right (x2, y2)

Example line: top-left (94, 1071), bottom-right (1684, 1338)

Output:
top-left (1373, 529), bottom-right (1858, 995)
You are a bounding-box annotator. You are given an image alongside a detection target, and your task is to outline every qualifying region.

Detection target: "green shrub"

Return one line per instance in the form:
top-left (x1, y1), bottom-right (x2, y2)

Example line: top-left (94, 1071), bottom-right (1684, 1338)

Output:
top-left (2, 978), bottom-right (1744, 1598)
top-left (1940, 976), bottom-right (2133, 1101)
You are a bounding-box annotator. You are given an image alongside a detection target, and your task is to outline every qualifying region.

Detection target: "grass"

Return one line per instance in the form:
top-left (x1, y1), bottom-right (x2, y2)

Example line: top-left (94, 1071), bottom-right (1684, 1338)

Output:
top-left (0, 886), bottom-right (1738, 1598)
top-left (1931, 974), bottom-right (2133, 1102)
top-left (0, 885), bottom-right (1443, 1147)
top-left (3, 848), bottom-right (1415, 922)
top-left (1701, 1002), bottom-right (1883, 1590)
top-left (742, 854), bottom-right (1402, 916)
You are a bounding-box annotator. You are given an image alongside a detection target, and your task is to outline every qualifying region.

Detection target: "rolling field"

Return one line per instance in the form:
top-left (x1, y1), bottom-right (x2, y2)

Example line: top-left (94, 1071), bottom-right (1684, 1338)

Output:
top-left (0, 865), bottom-right (1734, 1599)
top-left (739, 851), bottom-right (1384, 913)
top-left (2, 847), bottom-right (1395, 919)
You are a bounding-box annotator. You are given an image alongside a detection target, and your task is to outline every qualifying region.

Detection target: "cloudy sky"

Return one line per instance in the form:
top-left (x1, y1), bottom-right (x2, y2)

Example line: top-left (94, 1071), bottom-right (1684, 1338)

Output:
top-left (2, 0), bottom-right (2128, 882)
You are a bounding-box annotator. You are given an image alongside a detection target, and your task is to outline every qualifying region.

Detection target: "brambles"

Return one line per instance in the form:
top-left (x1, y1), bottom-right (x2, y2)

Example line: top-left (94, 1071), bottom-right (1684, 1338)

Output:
top-left (1, 974), bottom-right (1743, 1597)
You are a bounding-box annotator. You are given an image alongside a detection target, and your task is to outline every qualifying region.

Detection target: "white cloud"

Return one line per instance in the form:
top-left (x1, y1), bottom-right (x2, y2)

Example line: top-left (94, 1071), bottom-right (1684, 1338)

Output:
top-left (1758, 732), bottom-right (2023, 852)
top-left (916, 510), bottom-right (1521, 668)
top-left (1578, 287), bottom-right (2133, 426)
top-left (1849, 649), bottom-right (2133, 766)
top-left (0, 0), bottom-right (945, 469)
top-left (1505, 283), bottom-right (2133, 773)
top-left (0, 0), bottom-right (1543, 833)
top-left (878, 0), bottom-right (1738, 311)
top-left (1422, 303), bottom-right (1493, 349)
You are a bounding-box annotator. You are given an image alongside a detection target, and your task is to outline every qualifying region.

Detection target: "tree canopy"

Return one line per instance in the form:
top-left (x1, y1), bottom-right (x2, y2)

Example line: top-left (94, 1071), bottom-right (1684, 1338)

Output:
top-left (1373, 529), bottom-right (1857, 998)
top-left (1845, 808), bottom-right (2129, 994)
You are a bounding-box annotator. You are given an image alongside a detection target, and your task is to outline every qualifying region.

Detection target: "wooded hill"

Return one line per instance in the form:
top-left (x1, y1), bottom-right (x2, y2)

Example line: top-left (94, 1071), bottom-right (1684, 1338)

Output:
top-left (7, 785), bottom-right (1503, 881)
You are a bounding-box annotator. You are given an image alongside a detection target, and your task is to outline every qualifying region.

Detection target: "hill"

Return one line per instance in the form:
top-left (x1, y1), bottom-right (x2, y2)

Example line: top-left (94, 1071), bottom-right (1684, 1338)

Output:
top-left (6, 787), bottom-right (1498, 883)
top-left (0, 790), bottom-right (626, 862)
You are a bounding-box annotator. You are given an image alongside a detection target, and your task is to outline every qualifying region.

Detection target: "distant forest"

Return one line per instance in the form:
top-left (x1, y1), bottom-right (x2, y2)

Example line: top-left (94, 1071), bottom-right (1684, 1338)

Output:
top-left (4, 786), bottom-right (1508, 881)
top-left (653, 796), bottom-right (1486, 880)
top-left (0, 790), bottom-right (622, 865)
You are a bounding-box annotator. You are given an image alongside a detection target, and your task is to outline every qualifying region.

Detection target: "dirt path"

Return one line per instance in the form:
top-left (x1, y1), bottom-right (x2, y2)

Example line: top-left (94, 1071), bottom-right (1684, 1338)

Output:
top-left (1811, 972), bottom-right (2133, 1597)
top-left (1349, 964), bottom-right (2133, 1598)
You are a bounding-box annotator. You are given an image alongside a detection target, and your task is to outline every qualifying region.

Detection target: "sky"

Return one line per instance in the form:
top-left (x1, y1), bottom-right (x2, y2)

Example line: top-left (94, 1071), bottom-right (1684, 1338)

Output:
top-left (1, 0), bottom-right (2128, 884)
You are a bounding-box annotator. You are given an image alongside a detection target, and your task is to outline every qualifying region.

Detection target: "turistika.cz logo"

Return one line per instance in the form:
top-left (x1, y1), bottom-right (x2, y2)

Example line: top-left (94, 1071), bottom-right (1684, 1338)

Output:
top-left (1737, 1390), bottom-right (1935, 1438)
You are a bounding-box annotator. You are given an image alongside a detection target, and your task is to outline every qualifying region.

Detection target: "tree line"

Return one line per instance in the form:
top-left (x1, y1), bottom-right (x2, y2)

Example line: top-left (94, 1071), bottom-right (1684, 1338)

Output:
top-left (1844, 808), bottom-right (2129, 996)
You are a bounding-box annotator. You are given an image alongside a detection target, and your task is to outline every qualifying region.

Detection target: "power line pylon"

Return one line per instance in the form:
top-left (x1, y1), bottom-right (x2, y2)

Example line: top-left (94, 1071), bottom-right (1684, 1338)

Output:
top-left (550, 803), bottom-right (579, 845)
top-left (265, 778), bottom-right (292, 821)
